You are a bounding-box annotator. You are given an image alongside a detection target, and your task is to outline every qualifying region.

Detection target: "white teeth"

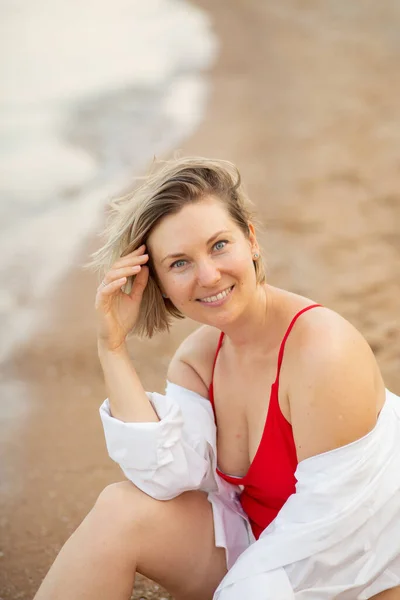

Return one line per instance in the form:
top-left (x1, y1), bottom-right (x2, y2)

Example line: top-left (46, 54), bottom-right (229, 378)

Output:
top-left (201, 286), bottom-right (232, 303)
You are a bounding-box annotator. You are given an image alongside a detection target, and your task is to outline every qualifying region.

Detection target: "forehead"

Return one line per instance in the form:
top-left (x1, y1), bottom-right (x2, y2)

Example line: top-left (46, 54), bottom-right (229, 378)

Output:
top-left (148, 197), bottom-right (240, 255)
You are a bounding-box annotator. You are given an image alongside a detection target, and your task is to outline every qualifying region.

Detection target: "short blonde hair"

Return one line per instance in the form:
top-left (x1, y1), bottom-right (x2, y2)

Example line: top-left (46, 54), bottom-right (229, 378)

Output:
top-left (90, 156), bottom-right (266, 338)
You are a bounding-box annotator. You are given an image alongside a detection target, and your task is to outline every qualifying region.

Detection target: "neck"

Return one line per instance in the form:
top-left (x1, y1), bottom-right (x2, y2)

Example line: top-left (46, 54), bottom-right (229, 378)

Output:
top-left (221, 284), bottom-right (277, 352)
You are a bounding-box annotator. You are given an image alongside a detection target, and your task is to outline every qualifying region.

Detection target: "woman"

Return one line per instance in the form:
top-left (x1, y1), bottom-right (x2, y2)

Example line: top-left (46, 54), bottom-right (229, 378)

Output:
top-left (35, 157), bottom-right (400, 600)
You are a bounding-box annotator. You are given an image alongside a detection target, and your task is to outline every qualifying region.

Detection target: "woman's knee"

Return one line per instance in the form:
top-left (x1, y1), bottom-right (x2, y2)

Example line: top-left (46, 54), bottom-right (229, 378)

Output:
top-left (95, 480), bottom-right (142, 509)
top-left (92, 481), bottom-right (156, 535)
top-left (90, 485), bottom-right (224, 598)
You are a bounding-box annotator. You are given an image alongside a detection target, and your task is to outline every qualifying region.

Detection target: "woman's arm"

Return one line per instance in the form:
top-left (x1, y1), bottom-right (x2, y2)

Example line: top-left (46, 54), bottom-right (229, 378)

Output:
top-left (95, 244), bottom-right (159, 422)
top-left (99, 327), bottom-right (219, 499)
top-left (98, 342), bottom-right (158, 423)
top-left (287, 312), bottom-right (384, 462)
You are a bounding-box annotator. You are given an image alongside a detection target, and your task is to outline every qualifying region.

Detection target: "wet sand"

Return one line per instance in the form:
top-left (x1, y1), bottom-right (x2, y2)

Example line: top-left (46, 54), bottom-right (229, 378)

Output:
top-left (1, 1), bottom-right (400, 598)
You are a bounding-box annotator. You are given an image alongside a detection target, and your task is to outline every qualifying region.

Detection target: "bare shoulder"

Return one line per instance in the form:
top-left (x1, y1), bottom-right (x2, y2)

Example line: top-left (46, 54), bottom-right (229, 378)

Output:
top-left (167, 325), bottom-right (221, 398)
top-left (288, 306), bottom-right (379, 368)
top-left (286, 306), bottom-right (386, 461)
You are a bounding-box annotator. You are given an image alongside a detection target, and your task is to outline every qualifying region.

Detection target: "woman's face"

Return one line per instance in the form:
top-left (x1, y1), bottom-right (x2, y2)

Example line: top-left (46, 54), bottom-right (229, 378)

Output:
top-left (148, 196), bottom-right (260, 328)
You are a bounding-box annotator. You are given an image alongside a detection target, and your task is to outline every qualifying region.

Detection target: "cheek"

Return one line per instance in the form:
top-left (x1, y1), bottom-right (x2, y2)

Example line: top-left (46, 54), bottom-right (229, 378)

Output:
top-left (164, 272), bottom-right (193, 301)
top-left (228, 247), bottom-right (253, 274)
top-left (228, 250), bottom-right (257, 291)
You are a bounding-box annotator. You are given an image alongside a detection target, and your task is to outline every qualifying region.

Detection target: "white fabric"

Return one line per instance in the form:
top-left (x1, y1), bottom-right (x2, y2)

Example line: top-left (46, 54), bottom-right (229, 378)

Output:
top-left (99, 383), bottom-right (400, 598)
top-left (100, 382), bottom-right (252, 568)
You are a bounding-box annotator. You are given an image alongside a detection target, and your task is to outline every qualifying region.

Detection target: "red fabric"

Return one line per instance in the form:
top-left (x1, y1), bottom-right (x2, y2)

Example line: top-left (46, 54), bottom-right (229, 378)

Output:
top-left (208, 304), bottom-right (321, 539)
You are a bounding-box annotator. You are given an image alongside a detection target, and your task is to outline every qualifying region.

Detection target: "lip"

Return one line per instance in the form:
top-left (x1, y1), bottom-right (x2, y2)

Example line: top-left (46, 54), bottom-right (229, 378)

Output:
top-left (196, 285), bottom-right (235, 307)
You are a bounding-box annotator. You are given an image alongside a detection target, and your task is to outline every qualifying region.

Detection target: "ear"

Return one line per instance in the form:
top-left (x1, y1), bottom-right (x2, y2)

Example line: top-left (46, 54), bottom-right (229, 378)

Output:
top-left (247, 222), bottom-right (259, 253)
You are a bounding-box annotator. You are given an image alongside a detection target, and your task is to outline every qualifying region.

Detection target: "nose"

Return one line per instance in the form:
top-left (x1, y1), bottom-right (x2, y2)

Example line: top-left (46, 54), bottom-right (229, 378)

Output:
top-left (196, 258), bottom-right (221, 288)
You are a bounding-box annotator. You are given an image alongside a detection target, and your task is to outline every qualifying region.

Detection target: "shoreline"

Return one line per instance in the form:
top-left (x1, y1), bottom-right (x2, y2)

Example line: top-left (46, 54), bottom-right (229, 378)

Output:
top-left (1, 1), bottom-right (400, 598)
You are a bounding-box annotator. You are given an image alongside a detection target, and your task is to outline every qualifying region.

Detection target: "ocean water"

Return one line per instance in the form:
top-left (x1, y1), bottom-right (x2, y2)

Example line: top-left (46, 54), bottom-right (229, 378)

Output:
top-left (0, 0), bottom-right (218, 364)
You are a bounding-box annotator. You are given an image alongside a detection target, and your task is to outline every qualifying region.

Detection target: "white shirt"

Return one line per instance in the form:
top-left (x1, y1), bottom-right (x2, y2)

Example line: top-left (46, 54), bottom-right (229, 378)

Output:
top-left (100, 383), bottom-right (400, 599)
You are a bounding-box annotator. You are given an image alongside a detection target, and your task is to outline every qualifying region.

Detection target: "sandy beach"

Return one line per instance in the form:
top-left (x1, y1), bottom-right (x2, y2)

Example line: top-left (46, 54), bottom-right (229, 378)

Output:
top-left (1, 1), bottom-right (400, 598)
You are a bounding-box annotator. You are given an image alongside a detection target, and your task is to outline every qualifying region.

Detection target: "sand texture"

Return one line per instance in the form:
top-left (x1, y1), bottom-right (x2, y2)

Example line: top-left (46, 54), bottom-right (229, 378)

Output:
top-left (1, 1), bottom-right (400, 598)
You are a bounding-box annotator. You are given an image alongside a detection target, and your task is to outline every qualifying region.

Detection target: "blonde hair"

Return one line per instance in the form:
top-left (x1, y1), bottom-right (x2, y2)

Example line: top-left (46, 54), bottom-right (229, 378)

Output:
top-left (90, 156), bottom-right (266, 338)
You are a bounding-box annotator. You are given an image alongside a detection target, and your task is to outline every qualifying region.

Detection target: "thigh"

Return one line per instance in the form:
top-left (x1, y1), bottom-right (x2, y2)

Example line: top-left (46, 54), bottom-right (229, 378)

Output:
top-left (369, 588), bottom-right (400, 600)
top-left (119, 482), bottom-right (228, 600)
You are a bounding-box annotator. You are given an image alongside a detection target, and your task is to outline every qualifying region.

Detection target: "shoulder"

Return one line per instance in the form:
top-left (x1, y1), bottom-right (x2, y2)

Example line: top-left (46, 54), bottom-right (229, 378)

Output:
top-left (287, 306), bottom-right (377, 369)
top-left (167, 325), bottom-right (221, 398)
top-left (285, 306), bottom-right (385, 461)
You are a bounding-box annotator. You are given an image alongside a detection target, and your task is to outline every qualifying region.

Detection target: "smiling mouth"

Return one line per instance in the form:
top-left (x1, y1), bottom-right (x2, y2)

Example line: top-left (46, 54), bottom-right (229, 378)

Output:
top-left (197, 285), bottom-right (234, 303)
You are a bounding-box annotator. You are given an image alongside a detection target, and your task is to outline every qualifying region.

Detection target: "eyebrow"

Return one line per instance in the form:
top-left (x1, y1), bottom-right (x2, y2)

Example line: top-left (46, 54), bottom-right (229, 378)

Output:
top-left (161, 229), bottom-right (231, 264)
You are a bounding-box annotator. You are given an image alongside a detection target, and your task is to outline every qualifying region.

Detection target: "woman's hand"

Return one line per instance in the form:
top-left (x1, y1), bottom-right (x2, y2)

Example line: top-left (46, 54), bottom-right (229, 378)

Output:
top-left (95, 244), bottom-right (150, 352)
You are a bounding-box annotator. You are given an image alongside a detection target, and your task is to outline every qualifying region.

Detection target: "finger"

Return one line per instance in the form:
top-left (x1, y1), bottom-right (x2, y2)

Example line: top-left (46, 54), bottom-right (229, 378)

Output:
top-left (129, 265), bottom-right (149, 302)
top-left (112, 252), bottom-right (149, 271)
top-left (119, 244), bottom-right (147, 261)
top-left (102, 264), bottom-right (142, 286)
top-left (130, 243), bottom-right (146, 254)
top-left (104, 255), bottom-right (148, 283)
top-left (96, 277), bottom-right (127, 301)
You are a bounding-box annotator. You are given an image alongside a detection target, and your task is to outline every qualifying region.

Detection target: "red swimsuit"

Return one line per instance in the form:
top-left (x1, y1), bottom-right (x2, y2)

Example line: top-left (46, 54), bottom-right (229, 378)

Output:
top-left (208, 304), bottom-right (321, 540)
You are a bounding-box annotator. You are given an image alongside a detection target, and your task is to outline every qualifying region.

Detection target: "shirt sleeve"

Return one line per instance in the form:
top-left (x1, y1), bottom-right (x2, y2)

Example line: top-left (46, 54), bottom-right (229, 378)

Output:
top-left (99, 381), bottom-right (218, 500)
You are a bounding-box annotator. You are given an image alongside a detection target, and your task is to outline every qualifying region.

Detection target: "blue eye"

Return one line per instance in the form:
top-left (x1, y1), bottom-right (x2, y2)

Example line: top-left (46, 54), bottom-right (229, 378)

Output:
top-left (171, 259), bottom-right (187, 269)
top-left (214, 240), bottom-right (228, 251)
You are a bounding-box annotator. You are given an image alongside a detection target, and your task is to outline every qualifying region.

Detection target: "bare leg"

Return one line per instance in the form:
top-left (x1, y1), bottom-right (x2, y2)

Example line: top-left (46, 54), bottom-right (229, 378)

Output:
top-left (34, 482), bottom-right (227, 600)
top-left (370, 588), bottom-right (400, 600)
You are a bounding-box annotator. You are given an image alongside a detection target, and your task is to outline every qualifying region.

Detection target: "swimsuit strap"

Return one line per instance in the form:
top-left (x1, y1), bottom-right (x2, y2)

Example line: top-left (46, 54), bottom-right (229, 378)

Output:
top-left (211, 332), bottom-right (225, 382)
top-left (274, 304), bottom-right (322, 384)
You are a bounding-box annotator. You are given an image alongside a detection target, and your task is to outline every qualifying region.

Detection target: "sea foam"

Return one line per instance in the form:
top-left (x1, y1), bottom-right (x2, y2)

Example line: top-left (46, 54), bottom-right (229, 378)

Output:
top-left (0, 0), bottom-right (218, 363)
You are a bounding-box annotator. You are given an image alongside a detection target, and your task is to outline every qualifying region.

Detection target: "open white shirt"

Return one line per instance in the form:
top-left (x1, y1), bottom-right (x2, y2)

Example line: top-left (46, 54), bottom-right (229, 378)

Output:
top-left (100, 383), bottom-right (400, 599)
